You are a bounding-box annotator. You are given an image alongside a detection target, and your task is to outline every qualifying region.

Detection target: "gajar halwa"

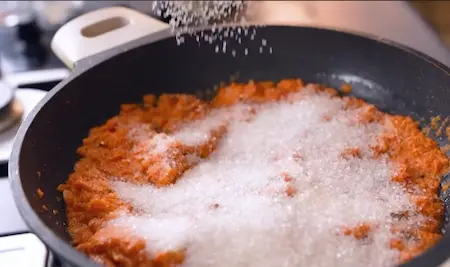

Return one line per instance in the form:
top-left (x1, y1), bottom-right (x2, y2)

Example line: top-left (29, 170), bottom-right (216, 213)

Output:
top-left (57, 79), bottom-right (449, 267)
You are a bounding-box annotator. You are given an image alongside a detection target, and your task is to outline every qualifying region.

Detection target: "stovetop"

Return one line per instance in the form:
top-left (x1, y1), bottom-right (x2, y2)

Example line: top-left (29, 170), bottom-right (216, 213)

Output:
top-left (0, 1), bottom-right (450, 267)
top-left (0, 86), bottom-right (55, 267)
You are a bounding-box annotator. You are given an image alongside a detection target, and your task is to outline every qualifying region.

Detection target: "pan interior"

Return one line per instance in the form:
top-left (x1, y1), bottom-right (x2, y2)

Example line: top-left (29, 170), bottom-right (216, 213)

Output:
top-left (13, 26), bottom-right (450, 266)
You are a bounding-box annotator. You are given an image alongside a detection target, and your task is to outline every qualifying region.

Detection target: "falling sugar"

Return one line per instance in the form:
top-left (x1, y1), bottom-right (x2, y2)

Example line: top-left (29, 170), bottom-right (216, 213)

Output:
top-left (152, 1), bottom-right (273, 56)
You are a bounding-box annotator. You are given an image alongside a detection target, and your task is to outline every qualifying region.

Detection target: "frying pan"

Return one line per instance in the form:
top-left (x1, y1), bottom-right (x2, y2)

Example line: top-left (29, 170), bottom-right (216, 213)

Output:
top-left (8, 6), bottom-right (450, 267)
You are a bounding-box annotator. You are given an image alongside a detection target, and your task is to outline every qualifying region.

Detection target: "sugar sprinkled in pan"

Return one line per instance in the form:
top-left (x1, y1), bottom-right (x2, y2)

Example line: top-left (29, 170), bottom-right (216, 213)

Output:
top-left (110, 89), bottom-right (416, 267)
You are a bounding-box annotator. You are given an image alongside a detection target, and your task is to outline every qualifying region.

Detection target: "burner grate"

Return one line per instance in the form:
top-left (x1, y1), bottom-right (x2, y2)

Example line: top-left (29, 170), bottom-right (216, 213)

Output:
top-left (0, 89), bottom-right (47, 164)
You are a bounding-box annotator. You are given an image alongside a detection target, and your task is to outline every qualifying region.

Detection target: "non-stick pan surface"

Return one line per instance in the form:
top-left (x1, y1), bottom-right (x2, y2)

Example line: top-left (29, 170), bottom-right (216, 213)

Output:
top-left (9, 21), bottom-right (450, 267)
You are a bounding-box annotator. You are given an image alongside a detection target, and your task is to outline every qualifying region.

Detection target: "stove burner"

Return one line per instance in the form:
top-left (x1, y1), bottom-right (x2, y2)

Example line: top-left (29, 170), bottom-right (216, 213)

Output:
top-left (0, 83), bottom-right (17, 133)
top-left (0, 98), bottom-right (23, 135)
top-left (0, 83), bottom-right (14, 110)
top-left (0, 88), bottom-right (46, 164)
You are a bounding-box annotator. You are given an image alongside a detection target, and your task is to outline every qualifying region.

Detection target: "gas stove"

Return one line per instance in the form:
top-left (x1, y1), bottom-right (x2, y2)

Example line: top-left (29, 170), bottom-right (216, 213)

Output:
top-left (0, 1), bottom-right (450, 267)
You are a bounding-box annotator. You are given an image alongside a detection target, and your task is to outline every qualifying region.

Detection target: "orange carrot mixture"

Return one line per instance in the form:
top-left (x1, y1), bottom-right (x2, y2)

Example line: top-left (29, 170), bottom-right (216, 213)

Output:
top-left (57, 79), bottom-right (449, 267)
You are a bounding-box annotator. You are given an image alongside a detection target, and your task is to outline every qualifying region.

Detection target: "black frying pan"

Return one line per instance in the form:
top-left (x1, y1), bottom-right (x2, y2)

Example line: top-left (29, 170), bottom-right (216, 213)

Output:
top-left (9, 6), bottom-right (450, 267)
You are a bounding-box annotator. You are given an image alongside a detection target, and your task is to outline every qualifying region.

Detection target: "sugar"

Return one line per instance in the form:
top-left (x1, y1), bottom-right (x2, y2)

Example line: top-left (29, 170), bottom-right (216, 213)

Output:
top-left (152, 1), bottom-right (272, 56)
top-left (171, 104), bottom-right (249, 146)
top-left (153, 1), bottom-right (246, 34)
top-left (110, 90), bottom-right (415, 267)
top-left (149, 134), bottom-right (176, 154)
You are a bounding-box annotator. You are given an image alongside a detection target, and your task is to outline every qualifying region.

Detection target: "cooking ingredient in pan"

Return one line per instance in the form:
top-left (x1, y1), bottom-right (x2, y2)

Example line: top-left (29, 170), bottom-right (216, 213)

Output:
top-left (58, 80), bottom-right (448, 267)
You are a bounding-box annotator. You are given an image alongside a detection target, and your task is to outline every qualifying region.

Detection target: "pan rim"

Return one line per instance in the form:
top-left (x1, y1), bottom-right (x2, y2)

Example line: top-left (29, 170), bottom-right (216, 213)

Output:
top-left (9, 24), bottom-right (450, 267)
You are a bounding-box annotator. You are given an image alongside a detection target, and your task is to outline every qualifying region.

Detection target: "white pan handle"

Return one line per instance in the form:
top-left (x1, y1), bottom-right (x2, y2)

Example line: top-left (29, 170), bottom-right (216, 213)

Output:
top-left (51, 6), bottom-right (170, 69)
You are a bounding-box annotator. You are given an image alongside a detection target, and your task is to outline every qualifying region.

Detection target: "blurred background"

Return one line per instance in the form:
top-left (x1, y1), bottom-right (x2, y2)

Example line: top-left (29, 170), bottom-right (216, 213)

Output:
top-left (0, 1), bottom-right (448, 90)
top-left (412, 1), bottom-right (450, 47)
top-left (0, 1), bottom-right (448, 78)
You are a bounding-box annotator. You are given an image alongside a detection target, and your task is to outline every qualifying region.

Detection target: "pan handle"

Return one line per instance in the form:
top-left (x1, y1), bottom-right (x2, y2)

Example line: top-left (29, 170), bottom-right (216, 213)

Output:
top-left (51, 6), bottom-right (170, 69)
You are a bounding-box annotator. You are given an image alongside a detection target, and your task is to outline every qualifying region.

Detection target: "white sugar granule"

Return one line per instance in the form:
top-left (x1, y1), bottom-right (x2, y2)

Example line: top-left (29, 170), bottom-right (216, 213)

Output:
top-left (152, 1), bottom-right (271, 56)
top-left (153, 1), bottom-right (245, 29)
top-left (152, 1), bottom-right (248, 43)
top-left (110, 89), bottom-right (416, 267)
